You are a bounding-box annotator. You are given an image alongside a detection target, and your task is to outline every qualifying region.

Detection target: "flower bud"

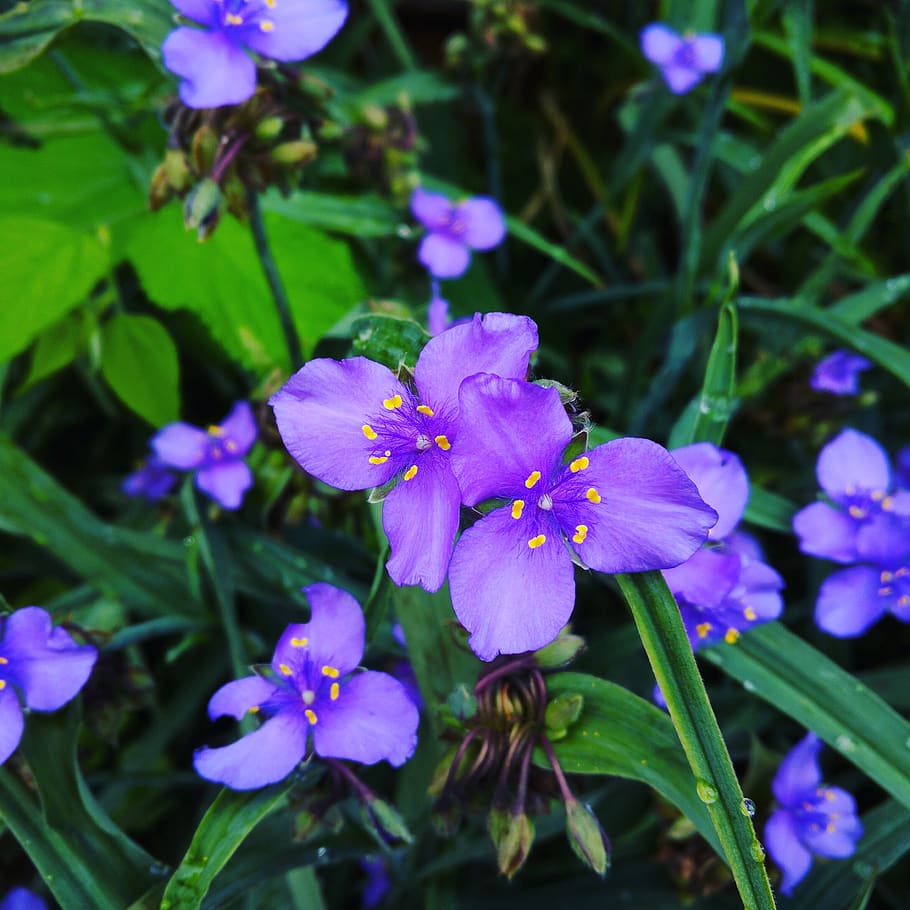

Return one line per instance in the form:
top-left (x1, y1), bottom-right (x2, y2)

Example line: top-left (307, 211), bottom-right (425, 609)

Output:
top-left (183, 178), bottom-right (223, 241)
top-left (271, 140), bottom-right (318, 166)
top-left (447, 683), bottom-right (478, 721)
top-left (534, 628), bottom-right (585, 668)
top-left (544, 691), bottom-right (584, 741)
top-left (256, 115), bottom-right (285, 141)
top-left (148, 162), bottom-right (175, 212)
top-left (190, 124), bottom-right (219, 175)
top-left (362, 796), bottom-right (414, 845)
top-left (565, 800), bottom-right (611, 877)
top-left (163, 148), bottom-right (191, 194)
top-left (488, 807), bottom-right (535, 879)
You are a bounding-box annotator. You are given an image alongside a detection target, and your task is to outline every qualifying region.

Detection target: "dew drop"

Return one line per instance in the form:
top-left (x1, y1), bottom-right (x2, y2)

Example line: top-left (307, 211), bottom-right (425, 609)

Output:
top-left (316, 846), bottom-right (328, 858)
top-left (750, 840), bottom-right (766, 862)
top-left (396, 225), bottom-right (413, 239)
top-left (835, 734), bottom-right (857, 753)
top-left (741, 798), bottom-right (756, 817)
top-left (183, 536), bottom-right (196, 547)
top-left (762, 195), bottom-right (777, 212)
top-left (696, 780), bottom-right (718, 804)
top-left (904, 736), bottom-right (910, 751)
top-left (742, 679), bottom-right (756, 692)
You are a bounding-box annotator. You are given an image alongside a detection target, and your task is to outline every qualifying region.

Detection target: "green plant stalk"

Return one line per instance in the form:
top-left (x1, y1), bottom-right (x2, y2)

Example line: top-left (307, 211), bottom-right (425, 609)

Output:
top-left (616, 571), bottom-right (777, 910)
top-left (364, 0), bottom-right (416, 71)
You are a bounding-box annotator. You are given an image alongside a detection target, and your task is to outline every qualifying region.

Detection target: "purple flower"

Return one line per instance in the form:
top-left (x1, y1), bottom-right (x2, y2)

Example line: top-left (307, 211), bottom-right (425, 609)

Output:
top-left (640, 24), bottom-right (724, 95)
top-left (427, 287), bottom-right (451, 336)
top-left (194, 583), bottom-right (419, 790)
top-left (361, 857), bottom-right (391, 908)
top-left (448, 376), bottom-right (718, 660)
top-left (270, 313), bottom-right (538, 591)
top-left (122, 453), bottom-right (178, 502)
top-left (410, 188), bottom-right (506, 279)
top-left (0, 890), bottom-right (47, 910)
top-left (0, 607), bottom-right (97, 766)
top-left (162, 0), bottom-right (348, 108)
top-left (810, 350), bottom-right (872, 396)
top-left (764, 733), bottom-right (862, 894)
top-left (152, 401), bottom-right (257, 510)
top-left (897, 445), bottom-right (910, 489)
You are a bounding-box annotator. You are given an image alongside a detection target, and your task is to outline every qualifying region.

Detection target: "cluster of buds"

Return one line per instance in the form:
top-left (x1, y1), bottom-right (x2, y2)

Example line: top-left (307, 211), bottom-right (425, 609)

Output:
top-left (446, 0), bottom-right (546, 70)
top-left (431, 630), bottom-right (610, 878)
top-left (150, 66), bottom-right (335, 240)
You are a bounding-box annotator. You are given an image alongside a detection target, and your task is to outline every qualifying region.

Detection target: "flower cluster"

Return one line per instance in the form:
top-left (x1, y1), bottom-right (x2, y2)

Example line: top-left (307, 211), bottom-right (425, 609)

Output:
top-left (640, 24), bottom-right (724, 95)
top-left (794, 428), bottom-right (910, 636)
top-left (0, 607), bottom-right (97, 766)
top-left (271, 312), bottom-right (717, 660)
top-left (764, 733), bottom-right (863, 894)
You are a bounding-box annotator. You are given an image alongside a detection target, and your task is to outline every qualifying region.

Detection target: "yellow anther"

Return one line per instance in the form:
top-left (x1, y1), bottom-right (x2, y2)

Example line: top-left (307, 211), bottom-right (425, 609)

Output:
top-left (362, 424), bottom-right (378, 440)
top-left (259, 19), bottom-right (274, 31)
top-left (0, 656), bottom-right (7, 664)
top-left (871, 490), bottom-right (885, 501)
top-left (524, 470), bottom-right (541, 489)
top-left (881, 571), bottom-right (894, 583)
top-left (383, 395), bottom-right (403, 410)
top-left (265, 0), bottom-right (276, 6)
top-left (899, 595), bottom-right (910, 607)
top-left (434, 435), bottom-right (451, 451)
top-left (569, 456), bottom-right (589, 473)
top-left (290, 637), bottom-right (308, 647)
top-left (848, 505), bottom-right (866, 520)
top-left (369, 455), bottom-right (389, 465)
top-left (0, 680), bottom-right (5, 690)
top-left (208, 424), bottom-right (225, 436)
top-left (321, 665), bottom-right (339, 679)
top-left (528, 534), bottom-right (546, 549)
top-left (278, 663), bottom-right (293, 676)
top-left (897, 567), bottom-right (909, 578)
top-left (724, 628), bottom-right (741, 644)
top-left (572, 524), bottom-right (588, 544)
top-left (824, 789), bottom-right (836, 801)
top-left (404, 465), bottom-right (418, 481)
top-left (879, 586), bottom-right (893, 597)
top-left (305, 709), bottom-right (318, 725)
top-left (416, 404), bottom-right (434, 416)
top-left (696, 622), bottom-right (712, 639)
top-left (825, 822), bottom-right (837, 834)
top-left (225, 440), bottom-right (239, 454)
top-left (743, 606), bottom-right (757, 621)
top-left (511, 499), bottom-right (525, 520)
top-left (882, 496), bottom-right (895, 511)
top-left (586, 487), bottom-right (602, 504)
top-left (225, 12), bottom-right (243, 23)
top-left (330, 682), bottom-right (340, 701)
top-left (248, 705), bottom-right (260, 714)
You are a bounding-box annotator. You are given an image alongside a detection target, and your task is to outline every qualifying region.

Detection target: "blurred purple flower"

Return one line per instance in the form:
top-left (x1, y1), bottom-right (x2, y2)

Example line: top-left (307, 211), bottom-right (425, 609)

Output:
top-left (448, 376), bottom-right (717, 660)
top-left (410, 188), bottom-right (506, 279)
top-left (162, 0), bottom-right (348, 108)
top-left (360, 857), bottom-right (391, 908)
top-left (194, 583), bottom-right (419, 789)
top-left (122, 453), bottom-right (178, 502)
top-left (427, 286), bottom-right (451, 336)
top-left (810, 350), bottom-right (871, 396)
top-left (0, 889), bottom-right (47, 910)
top-left (640, 23), bottom-right (724, 94)
top-left (270, 313), bottom-right (538, 591)
top-left (0, 607), bottom-right (97, 766)
top-left (152, 401), bottom-right (257, 510)
top-left (765, 733), bottom-right (862, 894)
top-left (898, 445), bottom-right (910, 489)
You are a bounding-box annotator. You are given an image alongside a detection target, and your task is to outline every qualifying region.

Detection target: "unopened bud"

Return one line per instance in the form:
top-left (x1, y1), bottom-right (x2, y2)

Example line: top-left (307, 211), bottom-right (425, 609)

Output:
top-left (533, 378), bottom-right (577, 405)
top-left (256, 115), bottom-right (285, 141)
top-left (534, 628), bottom-right (585, 668)
top-left (271, 140), bottom-right (318, 165)
top-left (163, 148), bottom-right (191, 193)
top-left (565, 800), bottom-right (611, 877)
top-left (148, 163), bottom-right (175, 212)
top-left (489, 808), bottom-right (535, 879)
top-left (447, 683), bottom-right (478, 721)
top-left (362, 796), bottom-right (413, 845)
top-left (190, 124), bottom-right (219, 174)
top-left (183, 178), bottom-right (223, 241)
top-left (544, 692), bottom-right (584, 740)
top-left (362, 104), bottom-right (389, 130)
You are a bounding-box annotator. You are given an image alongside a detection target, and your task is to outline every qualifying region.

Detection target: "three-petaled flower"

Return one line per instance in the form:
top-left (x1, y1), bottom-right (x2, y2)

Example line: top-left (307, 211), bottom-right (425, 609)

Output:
top-left (152, 401), bottom-right (258, 510)
top-left (270, 312), bottom-right (538, 591)
top-left (162, 0), bottom-right (349, 108)
top-left (447, 376), bottom-right (718, 660)
top-left (640, 23), bottom-right (724, 95)
top-left (410, 188), bottom-right (506, 279)
top-left (0, 607), bottom-right (97, 766)
top-left (194, 583), bottom-right (419, 789)
top-left (764, 733), bottom-right (863, 894)
top-left (810, 350), bottom-right (872, 396)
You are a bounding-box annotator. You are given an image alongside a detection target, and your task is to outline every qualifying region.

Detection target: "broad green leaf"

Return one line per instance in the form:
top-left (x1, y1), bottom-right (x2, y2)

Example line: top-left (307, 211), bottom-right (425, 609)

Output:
top-left (703, 623), bottom-right (910, 812)
top-left (828, 274), bottom-right (910, 323)
top-left (351, 313), bottom-right (429, 370)
top-left (542, 672), bottom-right (720, 856)
top-left (0, 215), bottom-right (108, 363)
top-left (20, 311), bottom-right (83, 390)
top-left (100, 313), bottom-right (180, 426)
top-left (505, 216), bottom-right (603, 288)
top-left (743, 485), bottom-right (796, 534)
top-left (263, 191), bottom-right (401, 237)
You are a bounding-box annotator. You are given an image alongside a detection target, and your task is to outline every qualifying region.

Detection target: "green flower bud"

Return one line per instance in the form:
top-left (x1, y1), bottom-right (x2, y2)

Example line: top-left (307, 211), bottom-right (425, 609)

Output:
top-left (534, 628), bottom-right (585, 668)
top-left (183, 178), bottom-right (223, 241)
top-left (488, 808), bottom-right (535, 879)
top-left (565, 800), bottom-right (611, 877)
top-left (256, 115), bottom-right (285, 141)
top-left (362, 796), bottom-right (413, 845)
top-left (271, 140), bottom-right (318, 166)
top-left (544, 691), bottom-right (584, 740)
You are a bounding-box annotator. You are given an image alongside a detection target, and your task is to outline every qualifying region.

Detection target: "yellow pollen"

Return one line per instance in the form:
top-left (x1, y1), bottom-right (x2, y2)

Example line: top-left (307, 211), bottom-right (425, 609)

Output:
top-left (696, 622), bottom-right (712, 639)
top-left (572, 524), bottom-right (588, 544)
top-left (0, 680), bottom-right (5, 690)
top-left (0, 656), bottom-right (7, 664)
top-left (824, 789), bottom-right (836, 801)
top-left (528, 534), bottom-right (546, 549)
top-left (825, 822), bottom-right (837, 834)
top-left (880, 586), bottom-right (893, 597)
top-left (330, 682), bottom-right (340, 701)
top-left (305, 709), bottom-right (318, 725)
top-left (898, 595), bottom-right (910, 607)
top-left (511, 499), bottom-right (525, 519)
top-left (586, 487), bottom-right (602, 504)
top-left (724, 628), bottom-right (741, 644)
top-left (897, 567), bottom-right (910, 578)
top-left (881, 571), bottom-right (894, 583)
top-left (383, 395), bottom-right (403, 410)
top-left (743, 606), bottom-right (757, 621)
top-left (434, 435), bottom-right (451, 451)
top-left (524, 471), bottom-right (541, 489)
top-left (207, 424), bottom-right (225, 436)
top-left (369, 455), bottom-right (389, 465)
top-left (248, 705), bottom-right (260, 714)
top-left (416, 404), bottom-right (434, 416)
top-left (265, 0), bottom-right (276, 6)
top-left (278, 663), bottom-right (293, 676)
top-left (848, 505), bottom-right (866, 520)
top-left (362, 424), bottom-right (377, 440)
top-left (225, 440), bottom-right (239, 454)
top-left (404, 465), bottom-right (418, 481)
top-left (290, 637), bottom-right (308, 647)
top-left (871, 490), bottom-right (885, 501)
top-left (569, 456), bottom-right (589, 473)
top-left (259, 19), bottom-right (274, 31)
top-left (321, 665), bottom-right (339, 678)
top-left (225, 12), bottom-right (243, 23)
top-left (882, 496), bottom-right (895, 511)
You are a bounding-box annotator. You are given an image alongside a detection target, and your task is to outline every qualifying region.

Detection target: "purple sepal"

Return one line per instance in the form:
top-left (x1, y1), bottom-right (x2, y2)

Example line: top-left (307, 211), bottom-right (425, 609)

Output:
top-left (810, 350), bottom-right (872, 396)
top-left (671, 442), bottom-right (748, 540)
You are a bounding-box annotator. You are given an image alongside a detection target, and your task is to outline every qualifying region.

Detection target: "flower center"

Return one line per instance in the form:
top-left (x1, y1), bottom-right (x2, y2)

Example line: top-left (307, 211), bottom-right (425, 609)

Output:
top-left (218, 0), bottom-right (277, 34)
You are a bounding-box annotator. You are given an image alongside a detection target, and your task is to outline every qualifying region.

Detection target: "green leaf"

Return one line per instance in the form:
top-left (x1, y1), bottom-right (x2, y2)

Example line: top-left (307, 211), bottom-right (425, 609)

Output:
top-left (505, 216), bottom-right (603, 288)
top-left (263, 191), bottom-right (401, 237)
top-left (350, 314), bottom-right (429, 370)
top-left (100, 313), bottom-right (180, 426)
top-left (542, 673), bottom-right (720, 856)
top-left (703, 623), bottom-right (910, 812)
top-left (743, 485), bottom-right (797, 534)
top-left (0, 215), bottom-right (108, 363)
top-left (20, 311), bottom-right (84, 390)
top-left (161, 784), bottom-right (292, 910)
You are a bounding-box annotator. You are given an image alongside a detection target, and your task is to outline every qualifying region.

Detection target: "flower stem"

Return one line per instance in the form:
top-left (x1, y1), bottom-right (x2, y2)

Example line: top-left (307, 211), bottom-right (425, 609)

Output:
top-left (245, 187), bottom-right (303, 369)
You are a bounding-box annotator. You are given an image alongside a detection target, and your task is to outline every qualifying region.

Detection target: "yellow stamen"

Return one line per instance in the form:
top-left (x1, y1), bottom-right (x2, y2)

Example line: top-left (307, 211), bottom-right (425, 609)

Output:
top-left (330, 682), bottom-right (340, 701)
top-left (259, 19), bottom-right (274, 31)
top-left (898, 595), bottom-right (910, 607)
top-left (369, 454), bottom-right (389, 465)
top-left (383, 395), bottom-right (403, 410)
top-left (278, 663), bottom-right (293, 676)
top-left (404, 465), bottom-right (418, 481)
top-left (572, 524), bottom-right (588, 544)
top-left (434, 435), bottom-right (451, 451)
top-left (248, 705), bottom-right (260, 714)
top-left (882, 496), bottom-right (895, 511)
top-left (0, 657), bottom-right (7, 664)
top-left (362, 424), bottom-right (377, 440)
top-left (881, 570), bottom-right (894, 583)
top-left (586, 487), bottom-right (601, 504)
top-left (743, 607), bottom-right (757, 621)
top-left (0, 680), bottom-right (5, 690)
top-left (528, 534), bottom-right (546, 549)
top-left (225, 12), bottom-right (243, 24)
top-left (696, 622), bottom-right (712, 639)
top-left (511, 499), bottom-right (525, 520)
top-left (290, 637), bottom-right (308, 647)
top-left (524, 471), bottom-right (541, 489)
top-left (724, 628), bottom-right (741, 644)
top-left (416, 404), bottom-right (434, 416)
top-left (208, 424), bottom-right (225, 436)
top-left (896, 567), bottom-right (909, 577)
top-left (305, 709), bottom-right (318, 725)
top-left (880, 586), bottom-right (893, 597)
top-left (871, 490), bottom-right (885, 501)
top-left (265, 0), bottom-right (276, 6)
top-left (569, 456), bottom-right (589, 473)
top-left (848, 505), bottom-right (866, 520)
top-left (321, 665), bottom-right (339, 679)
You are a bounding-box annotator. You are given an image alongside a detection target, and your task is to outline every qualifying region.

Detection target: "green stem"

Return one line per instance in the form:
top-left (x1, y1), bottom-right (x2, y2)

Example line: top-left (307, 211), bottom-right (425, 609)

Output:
top-left (616, 570), bottom-right (777, 910)
top-left (246, 188), bottom-right (303, 369)
top-left (365, 0), bottom-right (418, 71)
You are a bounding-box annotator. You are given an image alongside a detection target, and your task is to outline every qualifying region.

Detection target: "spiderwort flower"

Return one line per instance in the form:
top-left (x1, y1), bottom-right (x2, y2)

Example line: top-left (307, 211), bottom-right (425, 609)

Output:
top-left (410, 188), bottom-right (506, 279)
top-left (448, 376), bottom-right (717, 660)
top-left (152, 401), bottom-right (257, 510)
top-left (0, 607), bottom-right (97, 766)
top-left (122, 453), bottom-right (178, 502)
top-left (162, 0), bottom-right (349, 108)
top-left (270, 313), bottom-right (538, 591)
top-left (810, 350), bottom-right (872, 396)
top-left (765, 733), bottom-right (862, 894)
top-left (194, 584), bottom-right (419, 789)
top-left (640, 23), bottom-right (724, 95)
